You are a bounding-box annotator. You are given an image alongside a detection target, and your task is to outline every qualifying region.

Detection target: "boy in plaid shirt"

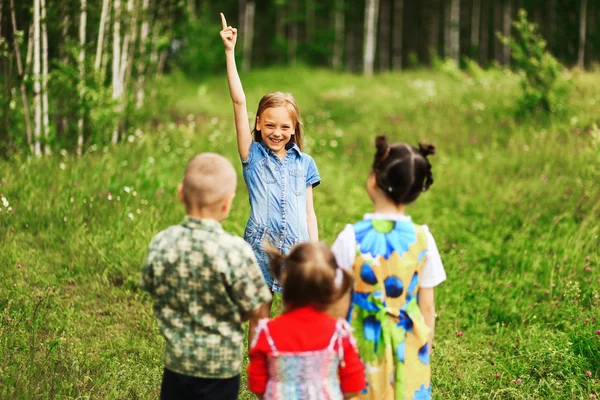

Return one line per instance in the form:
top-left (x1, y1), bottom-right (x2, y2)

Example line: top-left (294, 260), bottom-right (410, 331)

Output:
top-left (140, 153), bottom-right (272, 400)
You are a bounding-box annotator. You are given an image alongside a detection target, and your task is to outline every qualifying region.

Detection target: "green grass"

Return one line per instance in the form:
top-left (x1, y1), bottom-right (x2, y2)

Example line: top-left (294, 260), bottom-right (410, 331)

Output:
top-left (1, 67), bottom-right (599, 399)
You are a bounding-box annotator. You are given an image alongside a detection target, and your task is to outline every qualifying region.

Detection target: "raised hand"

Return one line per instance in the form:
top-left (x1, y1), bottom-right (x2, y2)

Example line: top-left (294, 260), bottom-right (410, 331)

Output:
top-left (220, 13), bottom-right (238, 51)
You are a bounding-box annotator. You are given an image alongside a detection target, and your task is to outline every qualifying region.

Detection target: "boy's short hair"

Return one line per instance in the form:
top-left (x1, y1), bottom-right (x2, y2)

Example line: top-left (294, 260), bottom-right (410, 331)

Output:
top-left (182, 153), bottom-right (237, 209)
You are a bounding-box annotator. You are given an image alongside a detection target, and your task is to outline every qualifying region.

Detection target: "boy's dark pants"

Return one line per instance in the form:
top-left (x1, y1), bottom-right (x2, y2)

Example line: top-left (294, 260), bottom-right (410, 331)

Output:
top-left (160, 369), bottom-right (240, 400)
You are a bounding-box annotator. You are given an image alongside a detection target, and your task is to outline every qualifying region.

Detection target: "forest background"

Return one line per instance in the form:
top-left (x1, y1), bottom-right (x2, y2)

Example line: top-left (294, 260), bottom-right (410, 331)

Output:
top-left (1, 0), bottom-right (599, 399)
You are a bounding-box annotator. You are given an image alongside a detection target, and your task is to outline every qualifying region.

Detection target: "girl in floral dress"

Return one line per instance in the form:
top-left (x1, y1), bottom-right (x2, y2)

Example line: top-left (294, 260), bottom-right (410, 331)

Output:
top-left (248, 242), bottom-right (366, 399)
top-left (332, 136), bottom-right (447, 400)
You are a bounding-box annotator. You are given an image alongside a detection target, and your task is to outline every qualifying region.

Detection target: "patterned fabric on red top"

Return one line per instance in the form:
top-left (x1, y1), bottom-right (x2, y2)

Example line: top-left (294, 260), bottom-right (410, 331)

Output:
top-left (248, 306), bottom-right (365, 397)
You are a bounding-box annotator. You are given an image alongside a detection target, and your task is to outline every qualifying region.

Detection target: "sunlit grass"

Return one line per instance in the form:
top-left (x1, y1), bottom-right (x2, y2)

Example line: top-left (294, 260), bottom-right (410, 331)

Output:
top-left (1, 68), bottom-right (599, 399)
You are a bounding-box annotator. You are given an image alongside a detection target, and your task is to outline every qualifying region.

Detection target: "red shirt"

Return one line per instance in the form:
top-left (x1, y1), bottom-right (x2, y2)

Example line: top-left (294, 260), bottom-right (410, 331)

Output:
top-left (248, 306), bottom-right (366, 394)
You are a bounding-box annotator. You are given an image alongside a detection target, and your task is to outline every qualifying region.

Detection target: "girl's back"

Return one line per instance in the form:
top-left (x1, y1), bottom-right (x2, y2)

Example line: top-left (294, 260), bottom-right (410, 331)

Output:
top-left (250, 307), bottom-right (359, 400)
top-left (247, 242), bottom-right (366, 399)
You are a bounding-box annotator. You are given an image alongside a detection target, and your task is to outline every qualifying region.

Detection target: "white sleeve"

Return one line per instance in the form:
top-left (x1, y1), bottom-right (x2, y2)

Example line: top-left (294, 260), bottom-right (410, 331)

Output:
top-left (331, 224), bottom-right (356, 272)
top-left (420, 225), bottom-right (447, 288)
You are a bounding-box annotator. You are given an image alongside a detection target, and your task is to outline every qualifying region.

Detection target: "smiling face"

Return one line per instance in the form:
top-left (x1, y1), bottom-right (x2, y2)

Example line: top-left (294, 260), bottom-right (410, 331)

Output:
top-left (256, 106), bottom-right (295, 157)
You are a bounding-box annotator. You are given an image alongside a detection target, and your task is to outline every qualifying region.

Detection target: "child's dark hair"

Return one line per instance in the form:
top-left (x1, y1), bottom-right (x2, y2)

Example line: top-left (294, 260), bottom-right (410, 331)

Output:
top-left (372, 135), bottom-right (436, 205)
top-left (266, 242), bottom-right (353, 311)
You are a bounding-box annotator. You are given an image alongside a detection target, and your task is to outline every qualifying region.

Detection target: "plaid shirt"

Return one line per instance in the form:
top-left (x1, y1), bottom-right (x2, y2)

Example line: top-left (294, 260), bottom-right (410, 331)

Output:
top-left (140, 216), bottom-right (272, 378)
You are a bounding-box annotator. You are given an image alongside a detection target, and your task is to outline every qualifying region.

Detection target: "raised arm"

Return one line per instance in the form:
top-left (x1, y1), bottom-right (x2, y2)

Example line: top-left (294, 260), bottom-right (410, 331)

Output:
top-left (220, 13), bottom-right (252, 161)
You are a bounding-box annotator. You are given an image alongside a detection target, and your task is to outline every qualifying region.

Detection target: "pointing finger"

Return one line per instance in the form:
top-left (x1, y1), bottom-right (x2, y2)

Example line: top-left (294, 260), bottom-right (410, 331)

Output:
top-left (220, 13), bottom-right (227, 30)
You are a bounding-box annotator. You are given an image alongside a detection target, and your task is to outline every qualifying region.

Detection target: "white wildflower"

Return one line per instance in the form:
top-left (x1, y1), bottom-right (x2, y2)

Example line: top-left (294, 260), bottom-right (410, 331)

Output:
top-left (59, 163), bottom-right (66, 170)
top-left (128, 213), bottom-right (134, 220)
top-left (124, 187), bottom-right (131, 193)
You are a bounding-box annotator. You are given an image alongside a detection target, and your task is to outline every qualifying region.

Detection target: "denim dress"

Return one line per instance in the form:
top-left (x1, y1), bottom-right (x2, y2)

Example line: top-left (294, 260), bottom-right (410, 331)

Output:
top-left (242, 141), bottom-right (321, 293)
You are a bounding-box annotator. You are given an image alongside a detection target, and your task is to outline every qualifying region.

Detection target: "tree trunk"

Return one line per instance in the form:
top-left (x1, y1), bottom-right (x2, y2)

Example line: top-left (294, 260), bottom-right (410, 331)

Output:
top-left (9, 0), bottom-right (33, 151)
top-left (111, 0), bottom-right (122, 144)
top-left (59, 5), bottom-right (70, 139)
top-left (392, 0), bottom-right (403, 69)
top-left (332, 0), bottom-right (344, 69)
top-left (471, 0), bottom-right (481, 56)
top-left (502, 0), bottom-right (511, 66)
top-left (100, 4), bottom-right (111, 83)
top-left (33, 0), bottom-right (42, 155)
top-left (424, 0), bottom-right (441, 63)
top-left (480, 0), bottom-right (489, 65)
top-left (241, 1), bottom-right (254, 72)
top-left (493, 0), bottom-right (502, 63)
top-left (135, 0), bottom-right (150, 109)
top-left (119, 0), bottom-right (133, 85)
top-left (0, 0), bottom-right (8, 153)
top-left (378, 0), bottom-right (391, 71)
top-left (77, 0), bottom-right (86, 155)
top-left (122, 0), bottom-right (138, 88)
top-left (95, 0), bottom-right (110, 72)
top-left (578, 0), bottom-right (588, 69)
top-left (288, 0), bottom-right (298, 65)
top-left (24, 26), bottom-right (33, 78)
top-left (363, 0), bottom-right (379, 75)
top-left (41, 0), bottom-right (50, 154)
top-left (449, 0), bottom-right (460, 63)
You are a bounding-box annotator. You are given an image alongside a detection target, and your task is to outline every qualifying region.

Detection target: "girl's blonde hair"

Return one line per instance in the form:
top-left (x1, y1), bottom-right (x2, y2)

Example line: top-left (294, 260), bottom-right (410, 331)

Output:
top-left (266, 242), bottom-right (352, 311)
top-left (252, 92), bottom-right (304, 151)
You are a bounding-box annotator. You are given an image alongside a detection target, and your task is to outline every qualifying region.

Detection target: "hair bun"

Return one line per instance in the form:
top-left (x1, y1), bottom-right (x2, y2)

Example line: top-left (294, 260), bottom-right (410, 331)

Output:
top-left (375, 136), bottom-right (390, 162)
top-left (418, 142), bottom-right (436, 156)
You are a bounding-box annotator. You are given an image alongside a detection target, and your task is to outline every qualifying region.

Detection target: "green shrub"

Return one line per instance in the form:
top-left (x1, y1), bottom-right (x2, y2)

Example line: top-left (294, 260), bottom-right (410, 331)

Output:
top-left (499, 9), bottom-right (572, 114)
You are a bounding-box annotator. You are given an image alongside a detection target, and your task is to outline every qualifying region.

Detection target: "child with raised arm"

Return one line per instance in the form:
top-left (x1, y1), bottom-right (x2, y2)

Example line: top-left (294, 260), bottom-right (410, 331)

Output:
top-left (248, 242), bottom-right (366, 399)
top-left (331, 137), bottom-right (446, 400)
top-left (139, 153), bottom-right (272, 400)
top-left (219, 13), bottom-right (321, 345)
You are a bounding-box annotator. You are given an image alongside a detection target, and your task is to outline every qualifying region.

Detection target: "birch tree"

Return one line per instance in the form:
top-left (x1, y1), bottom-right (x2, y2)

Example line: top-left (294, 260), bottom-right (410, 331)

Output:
top-left (100, 3), bottom-right (111, 80)
top-left (41, 0), bottom-right (50, 154)
top-left (10, 0), bottom-right (33, 150)
top-left (241, 1), bottom-right (255, 72)
top-left (33, 0), bottom-right (42, 155)
top-left (363, 0), bottom-right (380, 75)
top-left (111, 0), bottom-right (122, 144)
top-left (119, 0), bottom-right (135, 86)
top-left (332, 0), bottom-right (344, 69)
top-left (24, 26), bottom-right (33, 78)
top-left (578, 0), bottom-right (588, 69)
top-left (449, 0), bottom-right (460, 63)
top-left (135, 0), bottom-right (150, 108)
top-left (95, 0), bottom-right (110, 73)
top-left (392, 0), bottom-right (403, 69)
top-left (77, 0), bottom-right (87, 155)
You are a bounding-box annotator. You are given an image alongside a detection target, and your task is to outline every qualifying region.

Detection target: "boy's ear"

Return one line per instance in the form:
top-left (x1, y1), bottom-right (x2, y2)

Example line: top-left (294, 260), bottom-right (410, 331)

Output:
top-left (222, 192), bottom-right (235, 213)
top-left (177, 183), bottom-right (185, 205)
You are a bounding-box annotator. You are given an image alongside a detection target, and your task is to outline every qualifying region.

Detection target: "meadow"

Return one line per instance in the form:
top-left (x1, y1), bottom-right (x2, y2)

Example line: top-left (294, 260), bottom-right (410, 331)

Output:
top-left (0, 67), bottom-right (598, 399)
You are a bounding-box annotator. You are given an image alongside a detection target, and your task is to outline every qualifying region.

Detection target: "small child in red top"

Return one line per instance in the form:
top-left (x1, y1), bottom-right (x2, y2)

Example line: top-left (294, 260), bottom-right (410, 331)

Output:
top-left (248, 242), bottom-right (366, 399)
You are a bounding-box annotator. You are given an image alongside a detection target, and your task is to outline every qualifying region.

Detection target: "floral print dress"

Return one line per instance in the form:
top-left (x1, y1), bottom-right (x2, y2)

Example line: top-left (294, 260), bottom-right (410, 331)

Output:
top-left (346, 217), bottom-right (433, 400)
